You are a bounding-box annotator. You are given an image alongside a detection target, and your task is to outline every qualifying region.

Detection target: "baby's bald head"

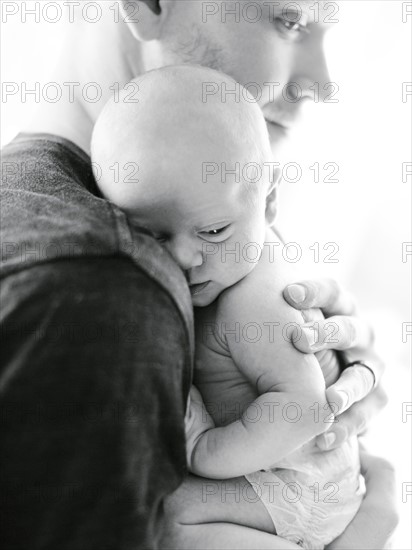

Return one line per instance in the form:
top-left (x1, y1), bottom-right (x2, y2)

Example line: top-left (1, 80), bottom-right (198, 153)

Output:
top-left (91, 66), bottom-right (279, 301)
top-left (91, 65), bottom-right (273, 213)
top-left (92, 65), bottom-right (271, 231)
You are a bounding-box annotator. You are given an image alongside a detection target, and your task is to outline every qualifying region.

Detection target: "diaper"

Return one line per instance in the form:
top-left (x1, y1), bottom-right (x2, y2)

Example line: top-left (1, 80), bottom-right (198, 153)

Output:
top-left (245, 467), bottom-right (365, 549)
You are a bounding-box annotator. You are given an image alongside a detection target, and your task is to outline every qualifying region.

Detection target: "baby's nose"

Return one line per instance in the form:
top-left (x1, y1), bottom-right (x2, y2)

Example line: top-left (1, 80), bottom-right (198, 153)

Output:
top-left (168, 238), bottom-right (203, 271)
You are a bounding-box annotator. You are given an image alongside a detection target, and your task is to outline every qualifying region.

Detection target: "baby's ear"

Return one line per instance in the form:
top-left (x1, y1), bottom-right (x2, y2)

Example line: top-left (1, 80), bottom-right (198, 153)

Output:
top-left (265, 167), bottom-right (282, 227)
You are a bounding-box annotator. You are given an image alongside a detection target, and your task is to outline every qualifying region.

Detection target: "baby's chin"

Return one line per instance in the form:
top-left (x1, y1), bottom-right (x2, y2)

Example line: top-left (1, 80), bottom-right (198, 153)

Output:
top-left (192, 296), bottom-right (213, 307)
top-left (191, 291), bottom-right (216, 308)
top-left (190, 282), bottom-right (222, 307)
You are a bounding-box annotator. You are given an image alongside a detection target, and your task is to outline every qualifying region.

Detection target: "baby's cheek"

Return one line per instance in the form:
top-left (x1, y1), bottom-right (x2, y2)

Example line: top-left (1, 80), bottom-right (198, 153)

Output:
top-left (229, 252), bottom-right (259, 285)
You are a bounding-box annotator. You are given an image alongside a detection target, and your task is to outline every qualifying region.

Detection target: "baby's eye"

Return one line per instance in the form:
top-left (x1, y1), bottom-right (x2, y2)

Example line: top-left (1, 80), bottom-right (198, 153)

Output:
top-left (200, 225), bottom-right (231, 238)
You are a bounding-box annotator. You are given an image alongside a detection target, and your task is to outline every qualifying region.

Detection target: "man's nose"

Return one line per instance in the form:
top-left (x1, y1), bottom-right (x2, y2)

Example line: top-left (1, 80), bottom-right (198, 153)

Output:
top-left (167, 237), bottom-right (203, 271)
top-left (293, 40), bottom-right (331, 102)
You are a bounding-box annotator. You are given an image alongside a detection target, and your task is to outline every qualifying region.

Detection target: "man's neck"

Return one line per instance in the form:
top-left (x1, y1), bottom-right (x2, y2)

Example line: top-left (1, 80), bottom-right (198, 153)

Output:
top-left (22, 14), bottom-right (145, 154)
top-left (24, 99), bottom-right (95, 155)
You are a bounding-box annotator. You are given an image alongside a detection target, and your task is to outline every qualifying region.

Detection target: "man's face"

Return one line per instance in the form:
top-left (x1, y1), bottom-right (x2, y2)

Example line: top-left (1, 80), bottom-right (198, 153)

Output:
top-left (159, 0), bottom-right (334, 153)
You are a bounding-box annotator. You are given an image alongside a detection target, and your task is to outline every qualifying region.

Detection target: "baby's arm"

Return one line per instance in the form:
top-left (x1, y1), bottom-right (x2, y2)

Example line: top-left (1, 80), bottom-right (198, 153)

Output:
top-left (187, 256), bottom-right (333, 479)
top-left (185, 385), bottom-right (215, 459)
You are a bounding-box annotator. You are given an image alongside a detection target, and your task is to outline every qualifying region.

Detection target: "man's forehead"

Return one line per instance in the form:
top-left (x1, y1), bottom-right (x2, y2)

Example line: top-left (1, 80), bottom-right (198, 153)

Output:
top-left (240, 0), bottom-right (330, 6)
top-left (264, 0), bottom-right (339, 27)
top-left (233, 1), bottom-right (337, 19)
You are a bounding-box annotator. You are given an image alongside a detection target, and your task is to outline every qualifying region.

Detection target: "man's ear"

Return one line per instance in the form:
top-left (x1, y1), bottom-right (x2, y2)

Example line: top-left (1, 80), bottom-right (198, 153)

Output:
top-left (265, 167), bottom-right (282, 227)
top-left (120, 0), bottom-right (166, 41)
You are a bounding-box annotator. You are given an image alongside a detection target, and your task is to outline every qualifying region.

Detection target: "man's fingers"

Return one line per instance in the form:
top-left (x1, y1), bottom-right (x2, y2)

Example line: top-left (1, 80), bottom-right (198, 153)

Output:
top-left (342, 347), bottom-right (386, 381)
top-left (316, 401), bottom-right (366, 451)
top-left (292, 315), bottom-right (373, 353)
top-left (326, 367), bottom-right (375, 414)
top-left (315, 385), bottom-right (388, 450)
top-left (283, 278), bottom-right (358, 316)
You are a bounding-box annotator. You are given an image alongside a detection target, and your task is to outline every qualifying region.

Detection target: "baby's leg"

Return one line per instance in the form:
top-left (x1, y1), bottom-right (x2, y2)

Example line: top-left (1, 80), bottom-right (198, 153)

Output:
top-left (161, 474), bottom-right (300, 549)
top-left (163, 523), bottom-right (301, 549)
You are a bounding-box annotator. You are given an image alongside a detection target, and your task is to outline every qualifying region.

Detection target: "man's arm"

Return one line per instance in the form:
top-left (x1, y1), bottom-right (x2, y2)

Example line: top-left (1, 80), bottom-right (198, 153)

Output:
top-left (160, 473), bottom-right (302, 550)
top-left (326, 447), bottom-right (399, 549)
top-left (0, 256), bottom-right (190, 550)
top-left (159, 454), bottom-right (398, 550)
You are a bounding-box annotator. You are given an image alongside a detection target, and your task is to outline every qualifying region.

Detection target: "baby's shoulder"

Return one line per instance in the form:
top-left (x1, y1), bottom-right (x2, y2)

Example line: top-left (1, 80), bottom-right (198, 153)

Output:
top-left (217, 235), bottom-right (305, 326)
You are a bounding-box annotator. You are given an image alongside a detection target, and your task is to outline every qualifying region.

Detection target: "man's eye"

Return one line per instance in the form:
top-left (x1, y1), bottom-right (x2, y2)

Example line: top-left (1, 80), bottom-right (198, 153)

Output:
top-left (154, 234), bottom-right (168, 243)
top-left (283, 20), bottom-right (300, 31)
top-left (274, 17), bottom-right (309, 38)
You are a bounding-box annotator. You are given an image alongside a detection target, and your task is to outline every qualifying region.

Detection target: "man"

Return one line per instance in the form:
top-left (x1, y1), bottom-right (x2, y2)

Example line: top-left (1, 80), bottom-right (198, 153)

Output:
top-left (0, 1), bottom-right (397, 548)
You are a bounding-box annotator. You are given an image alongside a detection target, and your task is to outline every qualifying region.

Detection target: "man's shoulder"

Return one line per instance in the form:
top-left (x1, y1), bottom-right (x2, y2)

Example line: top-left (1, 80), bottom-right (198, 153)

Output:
top-left (1, 132), bottom-right (98, 195)
top-left (0, 134), bottom-right (194, 338)
top-left (1, 134), bottom-right (119, 273)
top-left (1, 133), bottom-right (107, 228)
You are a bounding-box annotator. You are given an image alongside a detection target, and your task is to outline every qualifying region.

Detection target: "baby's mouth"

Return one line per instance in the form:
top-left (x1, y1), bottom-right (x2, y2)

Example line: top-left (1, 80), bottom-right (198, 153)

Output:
top-left (189, 281), bottom-right (210, 295)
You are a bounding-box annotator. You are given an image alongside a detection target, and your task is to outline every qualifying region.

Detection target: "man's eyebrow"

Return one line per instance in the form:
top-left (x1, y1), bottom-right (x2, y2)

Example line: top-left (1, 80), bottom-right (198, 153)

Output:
top-left (264, 1), bottom-right (314, 21)
top-left (276, 0), bottom-right (330, 11)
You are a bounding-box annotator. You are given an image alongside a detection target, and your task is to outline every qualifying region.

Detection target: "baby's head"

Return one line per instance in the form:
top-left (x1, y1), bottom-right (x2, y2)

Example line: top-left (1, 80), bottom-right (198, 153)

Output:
top-left (92, 65), bottom-right (279, 306)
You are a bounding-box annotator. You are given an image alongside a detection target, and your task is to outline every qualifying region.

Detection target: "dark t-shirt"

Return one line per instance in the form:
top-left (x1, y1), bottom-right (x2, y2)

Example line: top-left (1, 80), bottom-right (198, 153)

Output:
top-left (0, 134), bottom-right (193, 549)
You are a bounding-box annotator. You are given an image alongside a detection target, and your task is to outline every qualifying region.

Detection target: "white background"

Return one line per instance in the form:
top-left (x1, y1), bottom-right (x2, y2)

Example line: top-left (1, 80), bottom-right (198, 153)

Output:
top-left (1, 1), bottom-right (411, 547)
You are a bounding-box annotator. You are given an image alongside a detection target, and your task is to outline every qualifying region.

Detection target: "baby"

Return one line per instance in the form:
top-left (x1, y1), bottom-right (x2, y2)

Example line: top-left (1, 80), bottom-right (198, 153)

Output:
top-left (91, 65), bottom-right (365, 549)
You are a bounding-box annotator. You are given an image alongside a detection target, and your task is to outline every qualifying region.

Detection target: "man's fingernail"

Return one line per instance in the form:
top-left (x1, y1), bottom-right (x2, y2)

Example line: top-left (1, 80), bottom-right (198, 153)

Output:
top-left (301, 327), bottom-right (319, 349)
top-left (287, 284), bottom-right (306, 303)
top-left (335, 390), bottom-right (349, 413)
top-left (318, 432), bottom-right (336, 450)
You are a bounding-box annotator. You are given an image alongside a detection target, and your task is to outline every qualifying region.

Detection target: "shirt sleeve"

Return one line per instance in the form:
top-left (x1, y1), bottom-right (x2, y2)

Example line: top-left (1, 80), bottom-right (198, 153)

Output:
top-left (0, 256), bottom-right (190, 550)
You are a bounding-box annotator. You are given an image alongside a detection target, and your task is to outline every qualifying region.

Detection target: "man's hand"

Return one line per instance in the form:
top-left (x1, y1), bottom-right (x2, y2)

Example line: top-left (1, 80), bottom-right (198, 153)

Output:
top-left (283, 278), bottom-right (372, 352)
top-left (283, 278), bottom-right (387, 450)
top-left (326, 446), bottom-right (399, 549)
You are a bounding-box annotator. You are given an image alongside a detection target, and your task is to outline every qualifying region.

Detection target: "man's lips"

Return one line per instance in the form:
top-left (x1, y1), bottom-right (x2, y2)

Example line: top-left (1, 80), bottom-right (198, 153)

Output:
top-left (189, 281), bottom-right (210, 295)
top-left (265, 118), bottom-right (290, 132)
top-left (263, 106), bottom-right (304, 132)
